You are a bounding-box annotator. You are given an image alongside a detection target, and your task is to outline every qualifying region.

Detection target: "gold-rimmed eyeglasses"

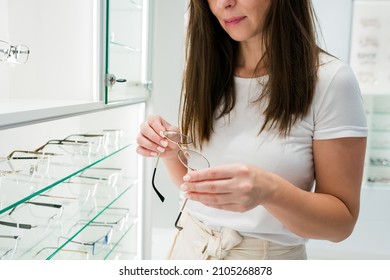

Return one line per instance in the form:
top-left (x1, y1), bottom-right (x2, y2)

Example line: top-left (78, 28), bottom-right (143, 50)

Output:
top-left (33, 246), bottom-right (89, 260)
top-left (152, 131), bottom-right (210, 230)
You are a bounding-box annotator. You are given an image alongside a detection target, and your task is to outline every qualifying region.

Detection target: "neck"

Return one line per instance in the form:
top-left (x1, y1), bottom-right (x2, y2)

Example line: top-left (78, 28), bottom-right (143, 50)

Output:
top-left (235, 40), bottom-right (266, 78)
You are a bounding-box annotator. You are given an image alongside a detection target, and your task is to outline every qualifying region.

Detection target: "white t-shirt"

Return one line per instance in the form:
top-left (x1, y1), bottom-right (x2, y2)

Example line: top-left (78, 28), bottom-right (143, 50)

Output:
top-left (186, 54), bottom-right (368, 245)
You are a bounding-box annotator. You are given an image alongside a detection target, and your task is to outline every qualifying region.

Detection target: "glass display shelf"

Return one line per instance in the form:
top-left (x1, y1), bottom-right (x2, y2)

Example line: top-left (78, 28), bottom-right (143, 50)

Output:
top-left (367, 113), bottom-right (390, 133)
top-left (364, 163), bottom-right (390, 188)
top-left (0, 141), bottom-right (134, 215)
top-left (363, 95), bottom-right (390, 188)
top-left (1, 182), bottom-right (137, 260)
top-left (0, 136), bottom-right (140, 260)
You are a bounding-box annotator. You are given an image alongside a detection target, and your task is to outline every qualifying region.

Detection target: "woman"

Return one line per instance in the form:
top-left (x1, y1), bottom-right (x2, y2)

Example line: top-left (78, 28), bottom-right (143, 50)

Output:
top-left (137, 0), bottom-right (367, 259)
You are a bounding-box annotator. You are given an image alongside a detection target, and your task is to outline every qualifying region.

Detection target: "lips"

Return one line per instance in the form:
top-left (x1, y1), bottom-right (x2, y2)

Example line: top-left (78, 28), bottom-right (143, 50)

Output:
top-left (223, 16), bottom-right (246, 27)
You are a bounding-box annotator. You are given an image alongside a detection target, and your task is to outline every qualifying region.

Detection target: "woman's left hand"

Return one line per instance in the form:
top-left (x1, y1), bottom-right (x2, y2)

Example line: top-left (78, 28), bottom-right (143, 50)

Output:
top-left (180, 163), bottom-right (273, 212)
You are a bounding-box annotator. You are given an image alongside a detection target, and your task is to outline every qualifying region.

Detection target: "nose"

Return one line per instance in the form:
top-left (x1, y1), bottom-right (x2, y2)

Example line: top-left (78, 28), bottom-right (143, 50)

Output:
top-left (216, 0), bottom-right (235, 9)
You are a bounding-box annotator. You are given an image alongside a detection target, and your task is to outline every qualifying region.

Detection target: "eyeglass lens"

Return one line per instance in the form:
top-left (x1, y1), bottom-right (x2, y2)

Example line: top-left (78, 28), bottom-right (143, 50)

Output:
top-left (0, 40), bottom-right (30, 64)
top-left (177, 149), bottom-right (210, 171)
top-left (0, 41), bottom-right (10, 61)
top-left (156, 131), bottom-right (210, 231)
top-left (11, 45), bottom-right (29, 64)
top-left (163, 131), bottom-right (192, 145)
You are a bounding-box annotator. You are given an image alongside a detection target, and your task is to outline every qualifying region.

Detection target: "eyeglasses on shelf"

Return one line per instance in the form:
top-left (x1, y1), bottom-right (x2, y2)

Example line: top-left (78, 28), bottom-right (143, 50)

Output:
top-left (81, 206), bottom-right (131, 231)
top-left (3, 200), bottom-right (64, 231)
top-left (0, 170), bottom-right (21, 177)
top-left (0, 40), bottom-right (30, 64)
top-left (35, 139), bottom-right (90, 152)
top-left (0, 235), bottom-right (20, 260)
top-left (6, 150), bottom-right (60, 161)
top-left (152, 130), bottom-right (210, 230)
top-left (32, 246), bottom-right (89, 260)
top-left (59, 223), bottom-right (113, 255)
top-left (0, 220), bottom-right (37, 230)
top-left (64, 130), bottom-right (124, 152)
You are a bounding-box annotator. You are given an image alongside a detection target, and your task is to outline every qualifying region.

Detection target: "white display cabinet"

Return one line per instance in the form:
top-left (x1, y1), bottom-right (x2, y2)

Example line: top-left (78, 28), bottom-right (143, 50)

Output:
top-left (0, 0), bottom-right (151, 129)
top-left (0, 0), bottom-right (151, 260)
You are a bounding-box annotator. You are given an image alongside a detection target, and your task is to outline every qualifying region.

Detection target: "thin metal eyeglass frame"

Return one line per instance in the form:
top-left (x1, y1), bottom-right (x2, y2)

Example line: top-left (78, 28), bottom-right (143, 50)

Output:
top-left (59, 224), bottom-right (113, 255)
top-left (151, 131), bottom-right (210, 231)
top-left (0, 235), bottom-right (20, 260)
top-left (0, 40), bottom-right (30, 64)
top-left (151, 131), bottom-right (193, 202)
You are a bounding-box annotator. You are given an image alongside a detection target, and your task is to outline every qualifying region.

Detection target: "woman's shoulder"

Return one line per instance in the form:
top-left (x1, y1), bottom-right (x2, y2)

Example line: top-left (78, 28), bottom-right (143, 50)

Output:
top-left (318, 52), bottom-right (350, 74)
top-left (316, 52), bottom-right (357, 88)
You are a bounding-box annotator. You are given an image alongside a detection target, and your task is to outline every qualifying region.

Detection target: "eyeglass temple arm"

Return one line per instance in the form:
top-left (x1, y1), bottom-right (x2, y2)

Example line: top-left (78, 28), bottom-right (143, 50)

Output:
top-left (174, 198), bottom-right (188, 231)
top-left (35, 139), bottom-right (90, 152)
top-left (8, 201), bottom-right (62, 215)
top-left (174, 212), bottom-right (183, 231)
top-left (6, 149), bottom-right (58, 160)
top-left (0, 220), bottom-right (34, 229)
top-left (152, 154), bottom-right (165, 202)
top-left (64, 134), bottom-right (104, 140)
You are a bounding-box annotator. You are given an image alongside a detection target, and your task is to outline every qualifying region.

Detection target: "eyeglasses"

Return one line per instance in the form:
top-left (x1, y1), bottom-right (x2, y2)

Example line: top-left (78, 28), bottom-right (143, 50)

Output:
top-left (0, 40), bottom-right (30, 64)
top-left (65, 130), bottom-right (124, 151)
top-left (83, 207), bottom-right (130, 231)
top-left (33, 246), bottom-right (89, 260)
top-left (370, 157), bottom-right (390, 166)
top-left (7, 200), bottom-right (63, 229)
top-left (77, 167), bottom-right (121, 183)
top-left (0, 220), bottom-right (37, 229)
top-left (59, 224), bottom-right (113, 255)
top-left (6, 150), bottom-right (59, 160)
top-left (35, 139), bottom-right (90, 152)
top-left (0, 170), bottom-right (21, 177)
top-left (0, 235), bottom-right (20, 260)
top-left (1, 151), bottom-right (56, 183)
top-left (152, 131), bottom-right (210, 230)
top-left (35, 139), bottom-right (95, 160)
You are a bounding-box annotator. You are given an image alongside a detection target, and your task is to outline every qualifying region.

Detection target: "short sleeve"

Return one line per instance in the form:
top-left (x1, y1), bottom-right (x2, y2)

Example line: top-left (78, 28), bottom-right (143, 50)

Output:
top-left (313, 63), bottom-right (368, 140)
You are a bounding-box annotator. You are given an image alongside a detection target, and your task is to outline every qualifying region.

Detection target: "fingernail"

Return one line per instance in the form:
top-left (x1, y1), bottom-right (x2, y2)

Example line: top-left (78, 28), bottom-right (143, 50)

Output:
top-left (160, 140), bottom-right (168, 147)
top-left (180, 184), bottom-right (188, 191)
top-left (151, 152), bottom-right (158, 157)
top-left (183, 174), bottom-right (191, 181)
top-left (157, 147), bottom-right (165, 153)
top-left (159, 131), bottom-right (165, 138)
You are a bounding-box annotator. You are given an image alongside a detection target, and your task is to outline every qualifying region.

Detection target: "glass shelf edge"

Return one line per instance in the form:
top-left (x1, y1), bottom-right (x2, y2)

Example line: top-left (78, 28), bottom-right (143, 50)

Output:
top-left (46, 183), bottom-right (135, 260)
top-left (0, 144), bottom-right (133, 215)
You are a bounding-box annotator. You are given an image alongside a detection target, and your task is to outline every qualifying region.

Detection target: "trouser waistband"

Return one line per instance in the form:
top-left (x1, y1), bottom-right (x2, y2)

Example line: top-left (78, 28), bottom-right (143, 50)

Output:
top-left (168, 210), bottom-right (307, 260)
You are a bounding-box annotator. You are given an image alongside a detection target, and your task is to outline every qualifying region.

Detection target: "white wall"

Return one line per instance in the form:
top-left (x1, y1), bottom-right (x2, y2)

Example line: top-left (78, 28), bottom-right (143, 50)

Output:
top-left (147, 0), bottom-right (187, 231)
top-left (0, 0), bottom-right (96, 102)
top-left (312, 0), bottom-right (353, 62)
top-left (0, 0), bottom-right (10, 98)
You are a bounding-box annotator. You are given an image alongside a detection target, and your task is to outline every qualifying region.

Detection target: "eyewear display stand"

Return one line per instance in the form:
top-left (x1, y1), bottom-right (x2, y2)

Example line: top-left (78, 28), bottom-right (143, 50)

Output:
top-left (0, 0), bottom-right (151, 260)
top-left (0, 135), bottom-right (140, 260)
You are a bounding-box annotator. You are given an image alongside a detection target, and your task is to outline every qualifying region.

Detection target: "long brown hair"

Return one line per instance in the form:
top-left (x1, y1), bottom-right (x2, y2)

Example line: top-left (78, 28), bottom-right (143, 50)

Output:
top-left (180, 0), bottom-right (321, 148)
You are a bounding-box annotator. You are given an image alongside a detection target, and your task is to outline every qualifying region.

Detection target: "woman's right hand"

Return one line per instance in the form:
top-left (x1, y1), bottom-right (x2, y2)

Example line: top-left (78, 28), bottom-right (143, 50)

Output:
top-left (136, 114), bottom-right (179, 158)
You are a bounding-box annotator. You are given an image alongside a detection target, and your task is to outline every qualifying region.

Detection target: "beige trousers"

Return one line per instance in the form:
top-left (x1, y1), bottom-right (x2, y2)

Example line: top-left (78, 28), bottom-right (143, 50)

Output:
top-left (167, 211), bottom-right (307, 260)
